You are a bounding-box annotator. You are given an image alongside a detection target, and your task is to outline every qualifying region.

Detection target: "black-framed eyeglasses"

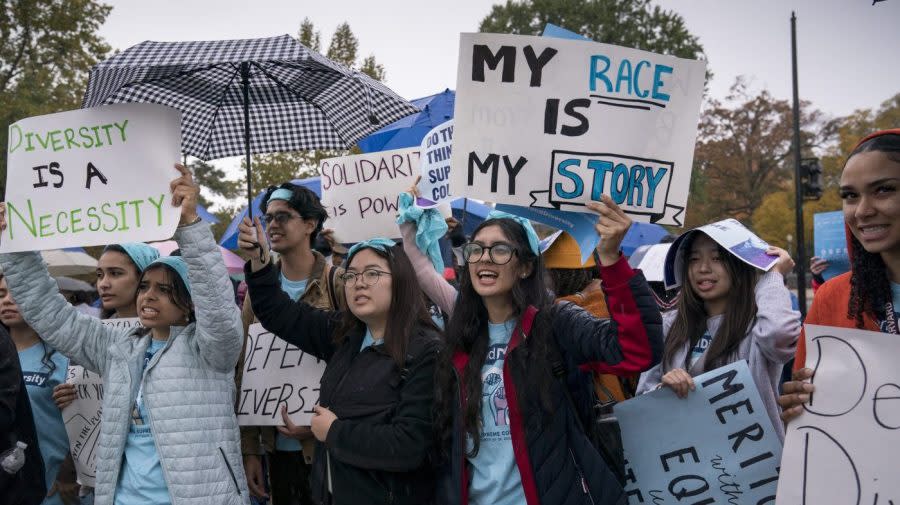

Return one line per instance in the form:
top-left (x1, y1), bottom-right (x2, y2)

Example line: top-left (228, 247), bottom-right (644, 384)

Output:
top-left (462, 242), bottom-right (516, 265)
top-left (340, 269), bottom-right (391, 288)
top-left (263, 212), bottom-right (302, 225)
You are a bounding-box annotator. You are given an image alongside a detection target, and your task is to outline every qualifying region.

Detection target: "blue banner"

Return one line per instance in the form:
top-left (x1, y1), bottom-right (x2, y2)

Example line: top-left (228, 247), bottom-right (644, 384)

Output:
top-left (615, 361), bottom-right (783, 505)
top-left (813, 211), bottom-right (850, 280)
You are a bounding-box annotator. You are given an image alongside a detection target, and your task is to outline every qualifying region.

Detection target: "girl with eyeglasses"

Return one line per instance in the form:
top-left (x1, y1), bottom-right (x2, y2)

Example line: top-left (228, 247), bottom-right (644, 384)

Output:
top-left (238, 220), bottom-right (442, 505)
top-left (398, 191), bottom-right (662, 505)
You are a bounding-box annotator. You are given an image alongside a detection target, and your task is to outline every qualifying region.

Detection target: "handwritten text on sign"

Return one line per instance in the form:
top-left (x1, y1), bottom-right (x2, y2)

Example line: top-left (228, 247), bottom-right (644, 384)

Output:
top-left (615, 361), bottom-right (782, 505)
top-left (776, 325), bottom-right (900, 504)
top-left (2, 103), bottom-right (181, 252)
top-left (416, 120), bottom-right (454, 208)
top-left (62, 317), bottom-right (141, 487)
top-left (450, 33), bottom-right (706, 225)
top-left (237, 323), bottom-right (326, 426)
top-left (319, 147), bottom-right (420, 243)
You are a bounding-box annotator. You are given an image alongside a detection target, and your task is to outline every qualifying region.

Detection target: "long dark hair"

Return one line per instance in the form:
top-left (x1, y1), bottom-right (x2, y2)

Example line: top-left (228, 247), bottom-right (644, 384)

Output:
top-left (846, 133), bottom-right (900, 327)
top-left (99, 245), bottom-right (141, 319)
top-left (548, 267), bottom-right (596, 297)
top-left (663, 232), bottom-right (759, 373)
top-left (434, 218), bottom-right (554, 457)
top-left (333, 244), bottom-right (437, 368)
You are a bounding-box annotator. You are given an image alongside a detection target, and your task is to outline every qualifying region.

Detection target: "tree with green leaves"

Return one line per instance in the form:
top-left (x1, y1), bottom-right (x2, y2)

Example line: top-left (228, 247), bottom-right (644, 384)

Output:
top-left (479, 0), bottom-right (706, 62)
top-left (0, 0), bottom-right (112, 196)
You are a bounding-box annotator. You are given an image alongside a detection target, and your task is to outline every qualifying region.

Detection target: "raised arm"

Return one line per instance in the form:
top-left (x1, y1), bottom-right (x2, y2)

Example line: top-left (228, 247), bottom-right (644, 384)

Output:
top-left (399, 221), bottom-right (457, 315)
top-left (749, 270), bottom-right (801, 365)
top-left (238, 215), bottom-right (339, 361)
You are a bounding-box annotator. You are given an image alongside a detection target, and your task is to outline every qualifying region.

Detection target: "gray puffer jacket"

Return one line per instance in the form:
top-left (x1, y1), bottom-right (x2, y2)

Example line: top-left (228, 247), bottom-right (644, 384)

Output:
top-left (0, 221), bottom-right (249, 505)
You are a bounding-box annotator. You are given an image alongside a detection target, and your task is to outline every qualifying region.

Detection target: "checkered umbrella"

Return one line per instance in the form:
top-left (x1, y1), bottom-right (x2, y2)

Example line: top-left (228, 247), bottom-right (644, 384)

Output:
top-left (82, 34), bottom-right (418, 212)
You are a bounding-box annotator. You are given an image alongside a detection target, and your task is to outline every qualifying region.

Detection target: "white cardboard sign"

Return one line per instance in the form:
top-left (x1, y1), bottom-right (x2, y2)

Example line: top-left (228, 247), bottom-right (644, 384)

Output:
top-left (2, 103), bottom-right (181, 252)
top-left (62, 317), bottom-right (141, 487)
top-left (450, 33), bottom-right (705, 226)
top-left (416, 120), bottom-right (454, 208)
top-left (776, 324), bottom-right (900, 504)
top-left (318, 147), bottom-right (420, 243)
top-left (236, 323), bottom-right (326, 426)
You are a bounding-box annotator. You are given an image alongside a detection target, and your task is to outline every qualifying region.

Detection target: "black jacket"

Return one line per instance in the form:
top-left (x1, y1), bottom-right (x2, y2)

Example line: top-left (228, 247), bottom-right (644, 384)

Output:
top-left (0, 327), bottom-right (46, 505)
top-left (246, 261), bottom-right (440, 505)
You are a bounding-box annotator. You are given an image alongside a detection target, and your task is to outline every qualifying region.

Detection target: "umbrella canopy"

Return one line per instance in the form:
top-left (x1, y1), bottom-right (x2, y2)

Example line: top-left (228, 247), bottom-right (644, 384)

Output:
top-left (358, 88), bottom-right (455, 152)
top-left (82, 34), bottom-right (418, 210)
top-left (55, 276), bottom-right (96, 292)
top-left (628, 243), bottom-right (672, 283)
top-left (41, 249), bottom-right (97, 278)
top-left (218, 177), bottom-right (321, 250)
top-left (148, 240), bottom-right (245, 275)
top-left (451, 198), bottom-right (492, 237)
top-left (621, 222), bottom-right (670, 257)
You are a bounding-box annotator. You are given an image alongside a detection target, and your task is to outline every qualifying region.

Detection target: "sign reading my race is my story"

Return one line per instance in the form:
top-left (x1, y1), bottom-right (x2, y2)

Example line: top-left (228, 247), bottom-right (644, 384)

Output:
top-left (450, 33), bottom-right (706, 226)
top-left (615, 360), bottom-right (783, 505)
top-left (3, 103), bottom-right (181, 252)
top-left (318, 147), bottom-right (420, 243)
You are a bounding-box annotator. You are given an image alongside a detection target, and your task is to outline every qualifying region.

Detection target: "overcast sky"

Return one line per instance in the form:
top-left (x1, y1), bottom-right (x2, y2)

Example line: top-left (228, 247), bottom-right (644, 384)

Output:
top-left (95, 0), bottom-right (899, 206)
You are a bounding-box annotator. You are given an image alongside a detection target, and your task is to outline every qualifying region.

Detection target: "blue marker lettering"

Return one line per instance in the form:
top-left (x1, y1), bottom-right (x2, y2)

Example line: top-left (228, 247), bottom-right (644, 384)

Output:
top-left (652, 65), bottom-right (673, 102)
top-left (587, 160), bottom-right (614, 200)
top-left (555, 159), bottom-right (584, 199)
top-left (645, 166), bottom-right (668, 207)
top-left (589, 55), bottom-right (612, 93)
top-left (634, 61), bottom-right (651, 98)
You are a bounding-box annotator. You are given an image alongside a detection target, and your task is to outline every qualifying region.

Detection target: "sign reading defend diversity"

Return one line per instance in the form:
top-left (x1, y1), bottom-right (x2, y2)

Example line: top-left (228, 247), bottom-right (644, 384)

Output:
top-left (318, 147), bottom-right (420, 243)
top-left (450, 33), bottom-right (706, 226)
top-left (615, 360), bottom-right (783, 505)
top-left (62, 317), bottom-right (141, 487)
top-left (237, 323), bottom-right (325, 426)
top-left (2, 103), bottom-right (181, 252)
top-left (776, 325), bottom-right (900, 504)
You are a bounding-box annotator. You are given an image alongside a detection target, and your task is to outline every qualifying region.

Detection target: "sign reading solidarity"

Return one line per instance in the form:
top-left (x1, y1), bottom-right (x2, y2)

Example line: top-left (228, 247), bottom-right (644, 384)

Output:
top-left (450, 33), bottom-right (706, 226)
top-left (615, 360), bottom-right (783, 505)
top-left (777, 325), bottom-right (900, 504)
top-left (319, 147), bottom-right (420, 242)
top-left (62, 317), bottom-right (141, 487)
top-left (416, 119), bottom-right (454, 208)
top-left (237, 323), bottom-right (325, 426)
top-left (2, 103), bottom-right (181, 252)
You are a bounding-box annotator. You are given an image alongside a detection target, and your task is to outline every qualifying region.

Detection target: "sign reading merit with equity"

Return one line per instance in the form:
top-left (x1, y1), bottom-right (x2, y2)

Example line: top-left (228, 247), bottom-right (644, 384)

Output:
top-left (2, 103), bottom-right (181, 252)
top-left (451, 33), bottom-right (706, 226)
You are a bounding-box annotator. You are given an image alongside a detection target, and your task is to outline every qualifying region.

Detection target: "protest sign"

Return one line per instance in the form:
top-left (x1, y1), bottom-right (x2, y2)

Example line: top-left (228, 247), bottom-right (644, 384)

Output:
top-left (813, 211), bottom-right (850, 280)
top-left (451, 33), bottom-right (706, 226)
top-left (237, 323), bottom-right (325, 426)
top-left (416, 120), bottom-right (454, 208)
top-left (664, 218), bottom-right (776, 289)
top-left (319, 147), bottom-right (420, 243)
top-left (616, 360), bottom-right (783, 505)
top-left (2, 103), bottom-right (181, 252)
top-left (495, 203), bottom-right (599, 264)
top-left (62, 317), bottom-right (141, 487)
top-left (776, 324), bottom-right (900, 504)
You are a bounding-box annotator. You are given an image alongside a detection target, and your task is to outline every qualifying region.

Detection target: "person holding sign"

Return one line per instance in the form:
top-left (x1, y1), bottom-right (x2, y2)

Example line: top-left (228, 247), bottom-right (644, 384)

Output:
top-left (0, 164), bottom-right (250, 505)
top-left (238, 222), bottom-right (441, 505)
top-left (410, 193), bottom-right (661, 505)
top-left (781, 129), bottom-right (900, 421)
top-left (1, 275), bottom-right (78, 505)
top-left (234, 182), bottom-right (342, 505)
top-left (636, 226), bottom-right (800, 440)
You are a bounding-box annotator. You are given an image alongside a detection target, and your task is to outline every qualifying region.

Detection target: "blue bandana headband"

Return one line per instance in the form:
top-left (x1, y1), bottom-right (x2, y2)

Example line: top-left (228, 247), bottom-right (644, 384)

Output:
top-left (396, 192), bottom-right (447, 272)
top-left (485, 210), bottom-right (540, 256)
top-left (148, 256), bottom-right (191, 293)
top-left (107, 243), bottom-right (159, 273)
top-left (266, 188), bottom-right (294, 208)
top-left (347, 238), bottom-right (397, 262)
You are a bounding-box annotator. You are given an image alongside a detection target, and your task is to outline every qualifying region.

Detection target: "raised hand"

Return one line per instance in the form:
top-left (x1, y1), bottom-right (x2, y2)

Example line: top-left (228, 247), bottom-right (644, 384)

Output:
top-left (766, 246), bottom-right (796, 276)
top-left (237, 216), bottom-right (269, 272)
top-left (169, 163), bottom-right (199, 225)
top-left (586, 194), bottom-right (633, 266)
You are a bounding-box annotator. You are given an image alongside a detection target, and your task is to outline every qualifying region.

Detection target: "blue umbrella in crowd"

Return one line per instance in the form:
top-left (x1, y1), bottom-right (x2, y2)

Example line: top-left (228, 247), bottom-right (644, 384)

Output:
top-left (218, 177), bottom-right (321, 250)
top-left (81, 34), bottom-right (418, 214)
top-left (621, 222), bottom-right (670, 257)
top-left (357, 89), bottom-right (455, 152)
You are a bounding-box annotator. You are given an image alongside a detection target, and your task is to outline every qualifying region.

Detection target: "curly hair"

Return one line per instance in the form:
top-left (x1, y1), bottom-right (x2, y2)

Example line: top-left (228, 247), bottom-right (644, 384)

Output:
top-left (845, 133), bottom-right (900, 327)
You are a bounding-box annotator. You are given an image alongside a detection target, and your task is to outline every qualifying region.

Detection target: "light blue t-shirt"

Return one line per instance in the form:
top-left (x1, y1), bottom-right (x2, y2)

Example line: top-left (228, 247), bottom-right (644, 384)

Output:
top-left (359, 327), bottom-right (383, 352)
top-left (19, 341), bottom-right (70, 505)
top-left (276, 273), bottom-right (309, 452)
top-left (115, 338), bottom-right (170, 505)
top-left (468, 320), bottom-right (526, 505)
top-left (879, 282), bottom-right (900, 333)
top-left (690, 332), bottom-right (712, 367)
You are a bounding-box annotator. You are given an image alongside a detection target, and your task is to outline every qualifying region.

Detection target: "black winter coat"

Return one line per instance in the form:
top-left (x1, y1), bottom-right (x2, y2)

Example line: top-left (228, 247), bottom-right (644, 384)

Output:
top-left (246, 261), bottom-right (441, 505)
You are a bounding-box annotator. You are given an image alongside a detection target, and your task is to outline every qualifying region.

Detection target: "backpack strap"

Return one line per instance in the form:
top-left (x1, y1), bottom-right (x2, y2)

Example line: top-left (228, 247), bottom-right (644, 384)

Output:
top-left (326, 264), bottom-right (339, 309)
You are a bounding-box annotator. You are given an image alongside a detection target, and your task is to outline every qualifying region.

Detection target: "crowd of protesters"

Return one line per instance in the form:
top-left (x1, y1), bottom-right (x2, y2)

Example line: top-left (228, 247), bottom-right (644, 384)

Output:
top-left (0, 128), bottom-right (897, 505)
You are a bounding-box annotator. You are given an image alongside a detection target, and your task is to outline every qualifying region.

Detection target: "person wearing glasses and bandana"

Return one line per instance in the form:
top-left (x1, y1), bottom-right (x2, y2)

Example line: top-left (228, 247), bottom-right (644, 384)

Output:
top-left (397, 188), bottom-right (662, 505)
top-left (235, 183), bottom-right (344, 505)
top-left (238, 216), bottom-right (442, 505)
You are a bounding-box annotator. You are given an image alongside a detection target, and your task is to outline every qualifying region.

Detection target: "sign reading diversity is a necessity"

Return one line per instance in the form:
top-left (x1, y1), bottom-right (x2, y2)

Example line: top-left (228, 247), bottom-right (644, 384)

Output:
top-left (450, 33), bottom-right (706, 226)
top-left (2, 103), bottom-right (181, 252)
